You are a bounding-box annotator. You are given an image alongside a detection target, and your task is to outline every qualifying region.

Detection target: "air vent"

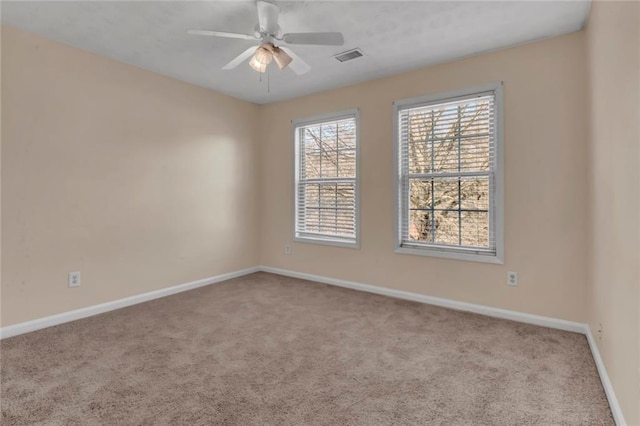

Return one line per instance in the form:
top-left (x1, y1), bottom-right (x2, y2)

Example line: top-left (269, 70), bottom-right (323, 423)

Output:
top-left (333, 48), bottom-right (364, 63)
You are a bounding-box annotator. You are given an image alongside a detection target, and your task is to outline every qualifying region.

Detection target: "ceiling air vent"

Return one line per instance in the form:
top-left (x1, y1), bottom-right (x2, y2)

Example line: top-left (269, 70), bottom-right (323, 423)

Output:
top-left (334, 48), bottom-right (364, 63)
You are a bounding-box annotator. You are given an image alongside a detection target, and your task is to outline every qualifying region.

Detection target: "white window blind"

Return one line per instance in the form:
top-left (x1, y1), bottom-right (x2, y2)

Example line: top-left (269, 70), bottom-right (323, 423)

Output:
top-left (395, 84), bottom-right (503, 262)
top-left (294, 111), bottom-right (359, 247)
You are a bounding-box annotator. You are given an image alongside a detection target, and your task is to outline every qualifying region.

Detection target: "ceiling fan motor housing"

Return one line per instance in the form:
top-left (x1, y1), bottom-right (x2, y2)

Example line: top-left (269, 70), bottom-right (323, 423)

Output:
top-left (254, 24), bottom-right (282, 41)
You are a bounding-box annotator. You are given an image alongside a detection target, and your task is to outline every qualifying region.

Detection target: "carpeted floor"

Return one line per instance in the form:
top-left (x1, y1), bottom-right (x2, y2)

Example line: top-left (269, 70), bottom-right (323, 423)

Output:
top-left (1, 272), bottom-right (612, 425)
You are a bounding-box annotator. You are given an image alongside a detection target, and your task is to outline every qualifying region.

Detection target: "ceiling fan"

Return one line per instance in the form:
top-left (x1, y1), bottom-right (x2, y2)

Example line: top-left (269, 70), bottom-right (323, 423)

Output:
top-left (188, 0), bottom-right (344, 75)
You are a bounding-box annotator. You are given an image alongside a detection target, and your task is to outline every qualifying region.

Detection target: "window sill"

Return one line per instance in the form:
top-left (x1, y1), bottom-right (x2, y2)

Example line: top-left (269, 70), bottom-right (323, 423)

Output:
top-left (394, 246), bottom-right (504, 264)
top-left (294, 235), bottom-right (360, 249)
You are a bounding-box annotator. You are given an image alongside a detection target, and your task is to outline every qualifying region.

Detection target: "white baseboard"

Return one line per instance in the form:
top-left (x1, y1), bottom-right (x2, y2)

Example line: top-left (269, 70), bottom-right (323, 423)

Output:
top-left (585, 326), bottom-right (627, 426)
top-left (260, 265), bottom-right (586, 333)
top-left (0, 266), bottom-right (260, 339)
top-left (0, 264), bottom-right (625, 425)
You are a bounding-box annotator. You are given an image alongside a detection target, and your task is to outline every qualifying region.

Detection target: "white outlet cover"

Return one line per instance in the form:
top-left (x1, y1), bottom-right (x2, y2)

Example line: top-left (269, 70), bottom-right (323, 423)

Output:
top-left (507, 271), bottom-right (518, 286)
top-left (68, 271), bottom-right (81, 288)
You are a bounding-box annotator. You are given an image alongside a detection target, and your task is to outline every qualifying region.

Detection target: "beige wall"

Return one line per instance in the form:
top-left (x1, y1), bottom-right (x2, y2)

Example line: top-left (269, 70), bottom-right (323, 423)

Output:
top-left (586, 1), bottom-right (640, 424)
top-left (2, 6), bottom-right (639, 423)
top-left (259, 32), bottom-right (589, 322)
top-left (1, 26), bottom-right (260, 326)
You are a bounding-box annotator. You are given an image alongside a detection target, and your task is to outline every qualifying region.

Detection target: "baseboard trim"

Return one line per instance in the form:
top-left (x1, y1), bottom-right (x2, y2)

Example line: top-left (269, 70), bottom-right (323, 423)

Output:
top-left (260, 265), bottom-right (586, 333)
top-left (1, 264), bottom-right (625, 425)
top-left (585, 326), bottom-right (626, 426)
top-left (0, 266), bottom-right (260, 340)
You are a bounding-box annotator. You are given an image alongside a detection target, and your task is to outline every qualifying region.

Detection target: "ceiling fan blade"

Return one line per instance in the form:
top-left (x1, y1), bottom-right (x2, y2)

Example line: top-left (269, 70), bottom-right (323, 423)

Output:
top-left (280, 47), bottom-right (310, 75)
top-left (187, 29), bottom-right (257, 41)
top-left (257, 0), bottom-right (279, 34)
top-left (222, 46), bottom-right (259, 70)
top-left (281, 32), bottom-right (344, 46)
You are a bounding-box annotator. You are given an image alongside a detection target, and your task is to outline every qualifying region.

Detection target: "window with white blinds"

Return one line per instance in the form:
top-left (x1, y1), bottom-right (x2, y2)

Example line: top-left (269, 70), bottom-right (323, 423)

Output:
top-left (294, 110), bottom-right (359, 247)
top-left (394, 83), bottom-right (504, 263)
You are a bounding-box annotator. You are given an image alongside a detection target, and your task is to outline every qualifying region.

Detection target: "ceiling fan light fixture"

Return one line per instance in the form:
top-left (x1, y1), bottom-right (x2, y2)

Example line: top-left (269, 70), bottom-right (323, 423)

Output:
top-left (249, 45), bottom-right (272, 73)
top-left (271, 46), bottom-right (292, 70)
top-left (249, 56), bottom-right (268, 73)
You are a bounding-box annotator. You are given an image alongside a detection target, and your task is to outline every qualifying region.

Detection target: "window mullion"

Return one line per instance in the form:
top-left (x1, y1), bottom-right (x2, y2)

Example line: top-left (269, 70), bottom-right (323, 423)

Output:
top-left (303, 177), bottom-right (356, 184)
top-left (409, 171), bottom-right (491, 179)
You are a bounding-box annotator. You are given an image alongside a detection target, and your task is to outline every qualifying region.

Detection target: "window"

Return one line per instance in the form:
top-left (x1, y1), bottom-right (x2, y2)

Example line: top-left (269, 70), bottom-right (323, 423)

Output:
top-left (394, 83), bottom-right (503, 263)
top-left (293, 110), bottom-right (359, 247)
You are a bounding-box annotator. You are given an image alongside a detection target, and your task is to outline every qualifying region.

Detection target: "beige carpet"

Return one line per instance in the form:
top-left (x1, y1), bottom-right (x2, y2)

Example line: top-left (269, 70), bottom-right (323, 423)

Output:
top-left (1, 272), bottom-right (612, 425)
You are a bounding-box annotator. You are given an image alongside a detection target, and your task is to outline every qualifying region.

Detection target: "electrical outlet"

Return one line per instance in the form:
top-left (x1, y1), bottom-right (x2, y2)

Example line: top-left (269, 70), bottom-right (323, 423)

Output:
top-left (597, 322), bottom-right (603, 340)
top-left (68, 271), bottom-right (81, 288)
top-left (507, 271), bottom-right (518, 286)
top-left (284, 244), bottom-right (292, 255)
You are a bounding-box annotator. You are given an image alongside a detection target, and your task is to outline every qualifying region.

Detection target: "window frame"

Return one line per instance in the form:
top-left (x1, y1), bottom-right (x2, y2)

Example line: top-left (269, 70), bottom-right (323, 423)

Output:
top-left (292, 108), bottom-right (360, 249)
top-left (393, 82), bottom-right (504, 264)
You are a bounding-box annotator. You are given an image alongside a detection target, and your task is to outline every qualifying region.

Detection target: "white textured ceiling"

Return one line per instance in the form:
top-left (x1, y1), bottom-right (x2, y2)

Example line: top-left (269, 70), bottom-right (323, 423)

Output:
top-left (1, 1), bottom-right (591, 104)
